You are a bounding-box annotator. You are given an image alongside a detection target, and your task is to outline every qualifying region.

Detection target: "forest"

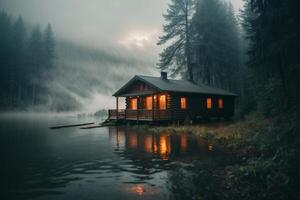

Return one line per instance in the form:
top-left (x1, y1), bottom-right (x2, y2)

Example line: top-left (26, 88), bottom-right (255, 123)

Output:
top-left (158, 0), bottom-right (299, 117)
top-left (0, 10), bottom-right (155, 112)
top-left (157, 0), bottom-right (300, 199)
top-left (0, 0), bottom-right (299, 198)
top-left (0, 12), bottom-right (55, 111)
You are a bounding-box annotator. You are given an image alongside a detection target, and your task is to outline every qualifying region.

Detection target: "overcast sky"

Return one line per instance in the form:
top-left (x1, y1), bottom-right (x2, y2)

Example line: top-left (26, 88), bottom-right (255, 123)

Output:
top-left (0, 0), bottom-right (244, 111)
top-left (1, 0), bottom-right (244, 55)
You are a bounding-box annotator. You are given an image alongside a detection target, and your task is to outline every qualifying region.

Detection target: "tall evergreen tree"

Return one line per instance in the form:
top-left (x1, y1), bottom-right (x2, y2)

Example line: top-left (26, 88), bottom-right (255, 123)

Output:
top-left (43, 23), bottom-right (55, 70)
top-left (28, 25), bottom-right (43, 105)
top-left (0, 11), bottom-right (12, 107)
top-left (12, 16), bottom-right (26, 106)
top-left (241, 0), bottom-right (300, 114)
top-left (157, 0), bottom-right (195, 80)
top-left (191, 0), bottom-right (241, 92)
top-left (0, 11), bottom-right (57, 110)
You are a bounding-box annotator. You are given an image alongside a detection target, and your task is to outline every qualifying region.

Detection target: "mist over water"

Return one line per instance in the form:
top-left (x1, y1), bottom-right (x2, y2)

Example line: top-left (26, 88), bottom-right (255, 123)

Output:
top-left (47, 40), bottom-right (157, 113)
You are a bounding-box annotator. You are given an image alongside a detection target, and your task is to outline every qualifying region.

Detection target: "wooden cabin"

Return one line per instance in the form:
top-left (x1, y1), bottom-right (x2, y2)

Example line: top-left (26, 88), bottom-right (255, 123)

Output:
top-left (108, 72), bottom-right (237, 123)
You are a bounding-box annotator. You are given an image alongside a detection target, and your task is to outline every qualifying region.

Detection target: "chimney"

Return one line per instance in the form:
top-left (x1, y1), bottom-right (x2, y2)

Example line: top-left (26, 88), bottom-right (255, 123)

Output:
top-left (161, 71), bottom-right (168, 80)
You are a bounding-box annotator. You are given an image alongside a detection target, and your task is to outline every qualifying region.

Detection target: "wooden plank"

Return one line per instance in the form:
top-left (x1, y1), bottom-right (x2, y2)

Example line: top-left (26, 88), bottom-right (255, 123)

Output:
top-left (80, 125), bottom-right (103, 129)
top-left (49, 122), bottom-right (94, 129)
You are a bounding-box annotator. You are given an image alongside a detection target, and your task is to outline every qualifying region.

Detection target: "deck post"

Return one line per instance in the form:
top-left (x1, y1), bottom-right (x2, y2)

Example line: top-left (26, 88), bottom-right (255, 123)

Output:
top-left (116, 97), bottom-right (119, 120)
top-left (152, 94), bottom-right (154, 121)
top-left (137, 96), bottom-right (139, 123)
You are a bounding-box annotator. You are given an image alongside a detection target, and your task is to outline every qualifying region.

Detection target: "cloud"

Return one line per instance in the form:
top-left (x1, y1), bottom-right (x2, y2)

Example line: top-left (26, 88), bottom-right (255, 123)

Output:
top-left (118, 28), bottom-right (160, 49)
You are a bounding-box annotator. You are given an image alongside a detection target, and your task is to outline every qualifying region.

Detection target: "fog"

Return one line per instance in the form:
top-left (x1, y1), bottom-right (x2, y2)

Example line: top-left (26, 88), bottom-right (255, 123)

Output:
top-left (0, 0), bottom-right (244, 113)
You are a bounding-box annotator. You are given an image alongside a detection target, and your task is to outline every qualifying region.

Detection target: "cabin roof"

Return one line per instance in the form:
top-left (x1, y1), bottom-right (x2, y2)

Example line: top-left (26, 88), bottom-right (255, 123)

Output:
top-left (113, 75), bottom-right (238, 97)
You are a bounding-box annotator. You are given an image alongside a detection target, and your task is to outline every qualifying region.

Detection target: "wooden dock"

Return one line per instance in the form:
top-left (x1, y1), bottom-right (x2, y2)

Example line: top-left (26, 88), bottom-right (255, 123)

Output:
top-left (49, 122), bottom-right (94, 129)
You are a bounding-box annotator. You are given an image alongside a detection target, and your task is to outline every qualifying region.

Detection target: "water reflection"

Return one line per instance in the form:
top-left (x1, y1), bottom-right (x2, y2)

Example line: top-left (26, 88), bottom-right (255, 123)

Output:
top-left (0, 114), bottom-right (222, 200)
top-left (109, 127), bottom-right (216, 161)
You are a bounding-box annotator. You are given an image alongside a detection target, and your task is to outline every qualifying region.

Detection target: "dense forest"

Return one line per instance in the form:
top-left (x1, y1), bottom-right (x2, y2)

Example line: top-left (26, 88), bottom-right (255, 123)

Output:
top-left (158, 0), bottom-right (300, 116)
top-left (158, 0), bottom-right (241, 93)
top-left (0, 11), bottom-right (55, 111)
top-left (0, 0), bottom-right (299, 199)
top-left (158, 0), bottom-right (300, 199)
top-left (0, 11), bottom-right (156, 112)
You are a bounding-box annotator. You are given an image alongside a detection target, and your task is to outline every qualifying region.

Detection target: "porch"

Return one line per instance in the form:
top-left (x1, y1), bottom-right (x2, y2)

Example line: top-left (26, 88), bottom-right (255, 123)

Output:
top-left (108, 109), bottom-right (171, 121)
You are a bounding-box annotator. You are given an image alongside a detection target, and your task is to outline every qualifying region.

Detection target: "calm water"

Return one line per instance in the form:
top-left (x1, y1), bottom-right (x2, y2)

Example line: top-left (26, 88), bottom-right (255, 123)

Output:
top-left (0, 114), bottom-right (228, 200)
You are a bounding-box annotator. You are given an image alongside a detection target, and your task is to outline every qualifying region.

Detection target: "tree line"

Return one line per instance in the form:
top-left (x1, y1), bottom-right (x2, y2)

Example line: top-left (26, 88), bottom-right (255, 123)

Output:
top-left (159, 0), bottom-right (300, 199)
top-left (0, 11), bottom-right (55, 111)
top-left (240, 0), bottom-right (300, 116)
top-left (158, 0), bottom-right (300, 116)
top-left (158, 0), bottom-right (241, 93)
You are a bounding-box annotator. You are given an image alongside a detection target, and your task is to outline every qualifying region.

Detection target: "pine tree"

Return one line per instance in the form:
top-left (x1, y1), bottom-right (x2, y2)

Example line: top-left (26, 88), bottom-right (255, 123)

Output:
top-left (28, 25), bottom-right (43, 106)
top-left (0, 12), bottom-right (13, 107)
top-left (241, 0), bottom-right (300, 115)
top-left (157, 0), bottom-right (195, 80)
top-left (12, 16), bottom-right (26, 106)
top-left (43, 23), bottom-right (55, 70)
top-left (191, 0), bottom-right (241, 92)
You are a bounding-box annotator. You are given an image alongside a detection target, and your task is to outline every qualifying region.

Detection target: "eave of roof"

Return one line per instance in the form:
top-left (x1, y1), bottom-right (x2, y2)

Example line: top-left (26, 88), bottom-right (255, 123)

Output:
top-left (113, 75), bottom-right (238, 97)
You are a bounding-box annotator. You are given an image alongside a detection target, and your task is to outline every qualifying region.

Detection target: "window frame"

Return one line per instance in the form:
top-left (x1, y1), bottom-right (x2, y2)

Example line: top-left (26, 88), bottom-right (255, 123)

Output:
top-left (218, 98), bottom-right (223, 109)
top-left (159, 95), bottom-right (166, 110)
top-left (145, 96), bottom-right (153, 110)
top-left (206, 98), bottom-right (212, 109)
top-left (130, 98), bottom-right (137, 110)
top-left (180, 97), bottom-right (187, 109)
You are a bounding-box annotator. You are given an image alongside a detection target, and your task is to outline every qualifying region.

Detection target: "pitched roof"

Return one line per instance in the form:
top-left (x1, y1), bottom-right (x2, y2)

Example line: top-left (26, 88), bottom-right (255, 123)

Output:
top-left (113, 75), bottom-right (238, 96)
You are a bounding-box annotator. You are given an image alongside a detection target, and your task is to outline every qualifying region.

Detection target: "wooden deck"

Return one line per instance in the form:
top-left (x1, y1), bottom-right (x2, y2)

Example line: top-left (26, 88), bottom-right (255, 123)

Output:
top-left (108, 109), bottom-right (172, 121)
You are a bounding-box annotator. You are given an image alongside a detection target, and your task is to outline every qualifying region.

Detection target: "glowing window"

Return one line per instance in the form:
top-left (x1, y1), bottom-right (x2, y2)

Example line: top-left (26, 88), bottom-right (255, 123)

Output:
top-left (145, 96), bottom-right (152, 110)
top-left (218, 99), bottom-right (223, 109)
top-left (180, 97), bottom-right (186, 109)
top-left (206, 98), bottom-right (212, 109)
top-left (131, 98), bottom-right (137, 110)
top-left (159, 95), bottom-right (166, 110)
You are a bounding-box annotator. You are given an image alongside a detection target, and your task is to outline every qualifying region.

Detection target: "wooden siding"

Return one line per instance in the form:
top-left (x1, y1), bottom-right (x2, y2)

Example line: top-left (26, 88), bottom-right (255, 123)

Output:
top-left (109, 92), bottom-right (235, 121)
top-left (169, 93), bottom-right (235, 120)
top-left (120, 80), bottom-right (157, 95)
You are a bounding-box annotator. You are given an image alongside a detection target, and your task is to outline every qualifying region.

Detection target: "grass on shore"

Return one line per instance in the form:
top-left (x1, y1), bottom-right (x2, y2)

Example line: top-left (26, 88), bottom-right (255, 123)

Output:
top-left (149, 113), bottom-right (271, 153)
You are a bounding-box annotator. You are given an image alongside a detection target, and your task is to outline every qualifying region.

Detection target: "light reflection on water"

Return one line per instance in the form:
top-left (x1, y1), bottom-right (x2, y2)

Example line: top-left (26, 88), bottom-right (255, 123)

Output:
top-left (0, 115), bottom-right (223, 200)
top-left (109, 127), bottom-right (215, 161)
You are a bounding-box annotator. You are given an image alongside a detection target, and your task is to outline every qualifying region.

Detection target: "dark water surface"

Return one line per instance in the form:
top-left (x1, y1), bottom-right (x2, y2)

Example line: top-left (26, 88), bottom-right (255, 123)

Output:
top-left (0, 114), bottom-right (229, 200)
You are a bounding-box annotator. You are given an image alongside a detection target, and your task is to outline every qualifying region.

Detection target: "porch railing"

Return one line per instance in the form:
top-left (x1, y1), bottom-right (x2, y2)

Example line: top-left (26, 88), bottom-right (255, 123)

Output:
top-left (108, 109), bottom-right (171, 121)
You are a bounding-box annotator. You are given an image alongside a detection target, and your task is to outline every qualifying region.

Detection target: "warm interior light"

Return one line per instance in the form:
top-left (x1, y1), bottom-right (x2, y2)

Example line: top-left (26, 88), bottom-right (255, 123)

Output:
top-left (159, 95), bottom-right (166, 110)
top-left (128, 132), bottom-right (138, 148)
top-left (144, 135), bottom-right (153, 153)
top-left (145, 96), bottom-right (152, 110)
top-left (153, 139), bottom-right (158, 153)
top-left (206, 98), bottom-right (212, 109)
top-left (159, 133), bottom-right (171, 160)
top-left (131, 184), bottom-right (145, 196)
top-left (218, 98), bottom-right (223, 109)
top-left (131, 98), bottom-right (137, 110)
top-left (180, 97), bottom-right (186, 109)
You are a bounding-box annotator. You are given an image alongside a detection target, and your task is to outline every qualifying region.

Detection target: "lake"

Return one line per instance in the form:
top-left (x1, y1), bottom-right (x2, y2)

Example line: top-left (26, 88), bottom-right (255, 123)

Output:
top-left (0, 114), bottom-right (230, 200)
